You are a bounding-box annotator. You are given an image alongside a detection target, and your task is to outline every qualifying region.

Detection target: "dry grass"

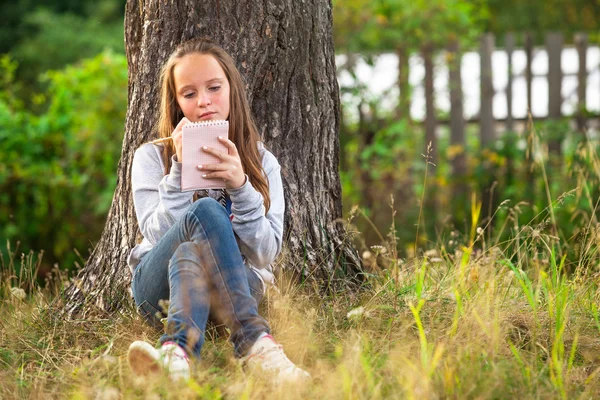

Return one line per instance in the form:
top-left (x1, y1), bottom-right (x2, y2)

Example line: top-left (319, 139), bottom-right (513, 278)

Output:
top-left (2, 221), bottom-right (600, 400)
top-left (3, 129), bottom-right (600, 399)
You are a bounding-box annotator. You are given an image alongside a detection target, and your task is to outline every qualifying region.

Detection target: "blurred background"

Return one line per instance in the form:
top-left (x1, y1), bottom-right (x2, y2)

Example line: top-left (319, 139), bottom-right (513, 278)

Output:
top-left (333, 0), bottom-right (600, 262)
top-left (1, 0), bottom-right (599, 276)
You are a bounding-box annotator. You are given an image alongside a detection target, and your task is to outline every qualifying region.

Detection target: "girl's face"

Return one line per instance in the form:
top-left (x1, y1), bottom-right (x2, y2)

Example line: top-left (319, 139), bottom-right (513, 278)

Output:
top-left (173, 53), bottom-right (230, 122)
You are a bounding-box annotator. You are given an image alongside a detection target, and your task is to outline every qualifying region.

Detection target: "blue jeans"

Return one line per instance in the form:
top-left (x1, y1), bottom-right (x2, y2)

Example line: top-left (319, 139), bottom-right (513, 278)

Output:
top-left (131, 197), bottom-right (270, 358)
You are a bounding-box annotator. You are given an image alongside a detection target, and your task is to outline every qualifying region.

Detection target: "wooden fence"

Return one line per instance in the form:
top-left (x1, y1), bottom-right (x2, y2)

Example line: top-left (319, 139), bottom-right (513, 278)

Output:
top-left (342, 32), bottom-right (598, 239)
top-left (427, 32), bottom-right (596, 154)
top-left (418, 32), bottom-right (596, 223)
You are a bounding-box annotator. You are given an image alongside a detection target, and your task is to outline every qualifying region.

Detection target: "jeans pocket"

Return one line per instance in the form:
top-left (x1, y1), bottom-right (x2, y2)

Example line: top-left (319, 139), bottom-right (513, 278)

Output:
top-left (137, 300), bottom-right (166, 331)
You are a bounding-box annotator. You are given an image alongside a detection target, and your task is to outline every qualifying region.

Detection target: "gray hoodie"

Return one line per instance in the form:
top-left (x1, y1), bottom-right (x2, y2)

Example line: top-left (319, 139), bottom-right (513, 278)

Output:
top-left (127, 142), bottom-right (284, 286)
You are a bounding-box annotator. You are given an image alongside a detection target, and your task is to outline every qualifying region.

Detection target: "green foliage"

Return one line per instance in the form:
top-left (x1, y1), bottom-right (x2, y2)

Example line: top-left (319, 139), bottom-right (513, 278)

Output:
top-left (12, 6), bottom-right (124, 89)
top-left (341, 106), bottom-right (600, 262)
top-left (333, 0), bottom-right (488, 54)
top-left (0, 0), bottom-right (125, 54)
top-left (333, 0), bottom-right (600, 53)
top-left (359, 119), bottom-right (415, 178)
top-left (372, 0), bottom-right (488, 50)
top-left (332, 0), bottom-right (375, 53)
top-left (0, 51), bottom-right (127, 272)
top-left (483, 0), bottom-right (600, 42)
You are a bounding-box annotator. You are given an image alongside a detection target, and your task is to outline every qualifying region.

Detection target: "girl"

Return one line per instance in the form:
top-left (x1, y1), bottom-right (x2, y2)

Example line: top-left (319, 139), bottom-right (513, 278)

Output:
top-left (126, 37), bottom-right (310, 383)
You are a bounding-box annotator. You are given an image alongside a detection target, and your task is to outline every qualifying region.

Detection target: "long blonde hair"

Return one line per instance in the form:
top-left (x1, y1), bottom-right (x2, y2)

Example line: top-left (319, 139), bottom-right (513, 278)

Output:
top-left (155, 37), bottom-right (270, 212)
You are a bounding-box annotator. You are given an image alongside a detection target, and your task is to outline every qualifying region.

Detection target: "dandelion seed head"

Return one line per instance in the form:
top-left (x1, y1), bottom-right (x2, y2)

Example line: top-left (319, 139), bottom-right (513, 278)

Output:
top-left (10, 287), bottom-right (25, 300)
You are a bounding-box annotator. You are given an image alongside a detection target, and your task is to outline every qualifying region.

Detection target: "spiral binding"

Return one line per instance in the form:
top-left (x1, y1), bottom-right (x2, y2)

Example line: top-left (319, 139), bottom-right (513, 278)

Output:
top-left (184, 120), bottom-right (228, 128)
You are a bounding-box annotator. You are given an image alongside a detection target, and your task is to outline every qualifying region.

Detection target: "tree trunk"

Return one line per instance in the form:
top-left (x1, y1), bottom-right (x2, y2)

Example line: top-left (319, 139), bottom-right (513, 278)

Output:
top-left (61, 0), bottom-right (361, 318)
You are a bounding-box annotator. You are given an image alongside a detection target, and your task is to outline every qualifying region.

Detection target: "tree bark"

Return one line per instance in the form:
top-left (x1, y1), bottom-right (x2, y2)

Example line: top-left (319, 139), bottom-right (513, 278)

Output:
top-left (61, 0), bottom-right (361, 318)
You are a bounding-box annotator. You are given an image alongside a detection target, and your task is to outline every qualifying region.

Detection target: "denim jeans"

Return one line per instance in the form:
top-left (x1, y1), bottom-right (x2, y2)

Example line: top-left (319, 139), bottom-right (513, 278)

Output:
top-left (131, 197), bottom-right (270, 358)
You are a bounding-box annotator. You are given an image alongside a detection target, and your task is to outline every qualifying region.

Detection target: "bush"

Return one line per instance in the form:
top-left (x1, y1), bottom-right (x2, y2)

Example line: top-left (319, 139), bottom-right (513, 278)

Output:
top-left (0, 51), bottom-right (127, 273)
top-left (10, 5), bottom-right (125, 88)
top-left (340, 105), bottom-right (600, 267)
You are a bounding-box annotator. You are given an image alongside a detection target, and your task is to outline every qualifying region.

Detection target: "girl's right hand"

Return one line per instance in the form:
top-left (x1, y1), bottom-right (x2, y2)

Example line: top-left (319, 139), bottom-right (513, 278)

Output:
top-left (172, 117), bottom-right (190, 163)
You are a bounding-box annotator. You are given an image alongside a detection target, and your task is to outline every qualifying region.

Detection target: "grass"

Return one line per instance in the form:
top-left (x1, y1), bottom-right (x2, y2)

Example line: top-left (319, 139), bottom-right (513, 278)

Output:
top-left (2, 211), bottom-right (600, 399)
top-left (2, 134), bottom-right (600, 399)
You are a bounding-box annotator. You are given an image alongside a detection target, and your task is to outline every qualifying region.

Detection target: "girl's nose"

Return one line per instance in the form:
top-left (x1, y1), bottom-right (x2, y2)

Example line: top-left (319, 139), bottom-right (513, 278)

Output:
top-left (197, 94), bottom-right (211, 107)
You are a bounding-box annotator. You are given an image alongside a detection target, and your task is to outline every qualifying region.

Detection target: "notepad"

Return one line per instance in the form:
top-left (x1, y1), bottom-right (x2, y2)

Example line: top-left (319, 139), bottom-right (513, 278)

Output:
top-left (181, 120), bottom-right (229, 191)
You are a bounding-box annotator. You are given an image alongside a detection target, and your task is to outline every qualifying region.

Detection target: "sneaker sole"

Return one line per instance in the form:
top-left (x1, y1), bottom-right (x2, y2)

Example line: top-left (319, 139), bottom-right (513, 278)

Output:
top-left (128, 341), bottom-right (162, 377)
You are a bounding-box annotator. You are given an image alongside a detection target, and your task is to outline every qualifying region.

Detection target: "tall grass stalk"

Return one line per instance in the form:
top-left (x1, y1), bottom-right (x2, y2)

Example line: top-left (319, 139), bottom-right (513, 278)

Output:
top-left (3, 127), bottom-right (600, 398)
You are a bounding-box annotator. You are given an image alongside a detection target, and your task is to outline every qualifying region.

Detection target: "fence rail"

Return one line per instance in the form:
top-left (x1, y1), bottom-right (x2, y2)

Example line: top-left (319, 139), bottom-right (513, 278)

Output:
top-left (434, 32), bottom-right (598, 144)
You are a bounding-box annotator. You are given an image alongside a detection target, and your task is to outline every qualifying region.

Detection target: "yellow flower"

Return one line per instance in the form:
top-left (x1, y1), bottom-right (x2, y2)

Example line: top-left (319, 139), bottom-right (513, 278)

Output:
top-left (447, 145), bottom-right (464, 160)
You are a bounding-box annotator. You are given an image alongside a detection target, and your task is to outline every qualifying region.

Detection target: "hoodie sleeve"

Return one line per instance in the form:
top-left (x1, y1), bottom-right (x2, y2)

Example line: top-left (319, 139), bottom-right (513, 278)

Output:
top-left (227, 150), bottom-right (284, 269)
top-left (131, 144), bottom-right (194, 245)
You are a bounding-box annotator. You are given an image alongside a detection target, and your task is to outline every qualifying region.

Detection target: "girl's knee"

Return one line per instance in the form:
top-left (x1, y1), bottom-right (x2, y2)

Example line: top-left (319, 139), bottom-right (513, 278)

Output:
top-left (178, 197), bottom-right (232, 253)
top-left (187, 197), bottom-right (228, 225)
top-left (171, 241), bottom-right (199, 259)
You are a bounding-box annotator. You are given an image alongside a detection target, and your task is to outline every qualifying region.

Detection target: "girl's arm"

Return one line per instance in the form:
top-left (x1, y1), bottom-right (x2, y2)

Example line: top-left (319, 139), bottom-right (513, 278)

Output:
top-left (228, 150), bottom-right (284, 269)
top-left (131, 144), bottom-right (194, 245)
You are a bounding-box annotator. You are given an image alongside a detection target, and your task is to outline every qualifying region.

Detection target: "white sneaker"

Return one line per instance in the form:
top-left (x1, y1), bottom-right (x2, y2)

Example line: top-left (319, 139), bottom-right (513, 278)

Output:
top-left (127, 340), bottom-right (190, 381)
top-left (241, 334), bottom-right (311, 384)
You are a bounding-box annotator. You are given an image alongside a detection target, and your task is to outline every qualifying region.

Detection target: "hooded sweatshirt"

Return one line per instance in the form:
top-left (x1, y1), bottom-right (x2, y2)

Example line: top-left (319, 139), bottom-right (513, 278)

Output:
top-left (127, 142), bottom-right (284, 287)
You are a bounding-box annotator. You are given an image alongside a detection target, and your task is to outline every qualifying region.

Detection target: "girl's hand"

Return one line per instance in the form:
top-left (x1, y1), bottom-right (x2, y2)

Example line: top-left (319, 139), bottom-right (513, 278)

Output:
top-left (197, 136), bottom-right (246, 189)
top-left (172, 117), bottom-right (190, 163)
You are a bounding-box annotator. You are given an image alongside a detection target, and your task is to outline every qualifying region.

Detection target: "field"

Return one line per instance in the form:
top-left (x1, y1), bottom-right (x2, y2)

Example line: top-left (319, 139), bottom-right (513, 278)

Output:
top-left (2, 194), bottom-right (600, 399)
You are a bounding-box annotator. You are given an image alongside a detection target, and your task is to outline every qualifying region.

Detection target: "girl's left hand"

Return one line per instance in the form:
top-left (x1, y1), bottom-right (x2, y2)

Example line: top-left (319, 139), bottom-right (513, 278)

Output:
top-left (197, 136), bottom-right (246, 189)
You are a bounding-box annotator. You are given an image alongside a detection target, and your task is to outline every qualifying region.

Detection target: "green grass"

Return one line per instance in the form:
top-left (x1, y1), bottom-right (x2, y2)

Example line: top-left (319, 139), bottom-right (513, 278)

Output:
top-left (2, 128), bottom-right (600, 399)
top-left (2, 209), bottom-right (600, 400)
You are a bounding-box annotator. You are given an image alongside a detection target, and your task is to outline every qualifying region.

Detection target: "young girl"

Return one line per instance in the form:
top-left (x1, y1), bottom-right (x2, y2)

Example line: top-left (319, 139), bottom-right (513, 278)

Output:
top-left (126, 37), bottom-right (310, 383)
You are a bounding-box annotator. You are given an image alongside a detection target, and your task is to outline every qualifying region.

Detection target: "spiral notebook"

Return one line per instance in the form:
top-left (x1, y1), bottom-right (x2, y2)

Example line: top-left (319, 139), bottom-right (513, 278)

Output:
top-left (181, 120), bottom-right (229, 191)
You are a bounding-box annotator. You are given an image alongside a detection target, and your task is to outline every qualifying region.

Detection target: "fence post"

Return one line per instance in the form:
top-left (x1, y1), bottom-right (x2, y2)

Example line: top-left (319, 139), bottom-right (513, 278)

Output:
top-left (396, 45), bottom-right (411, 121)
top-left (523, 32), bottom-right (536, 212)
top-left (546, 32), bottom-right (564, 156)
top-left (575, 33), bottom-right (588, 132)
top-left (505, 33), bottom-right (515, 132)
top-left (422, 42), bottom-right (437, 225)
top-left (423, 43), bottom-right (437, 168)
top-left (480, 33), bottom-right (495, 147)
top-left (479, 33), bottom-right (497, 225)
top-left (448, 40), bottom-right (465, 157)
top-left (503, 33), bottom-right (517, 225)
top-left (525, 32), bottom-right (534, 115)
top-left (448, 39), bottom-right (467, 221)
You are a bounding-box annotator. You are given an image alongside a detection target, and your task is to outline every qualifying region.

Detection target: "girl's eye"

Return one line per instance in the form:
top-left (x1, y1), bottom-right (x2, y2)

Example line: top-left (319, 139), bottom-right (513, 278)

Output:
top-left (183, 92), bottom-right (195, 99)
top-left (208, 86), bottom-right (221, 92)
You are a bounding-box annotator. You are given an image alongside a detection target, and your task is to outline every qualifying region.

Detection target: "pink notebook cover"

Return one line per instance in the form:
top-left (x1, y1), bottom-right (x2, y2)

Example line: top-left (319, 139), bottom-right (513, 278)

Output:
top-left (181, 120), bottom-right (229, 191)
